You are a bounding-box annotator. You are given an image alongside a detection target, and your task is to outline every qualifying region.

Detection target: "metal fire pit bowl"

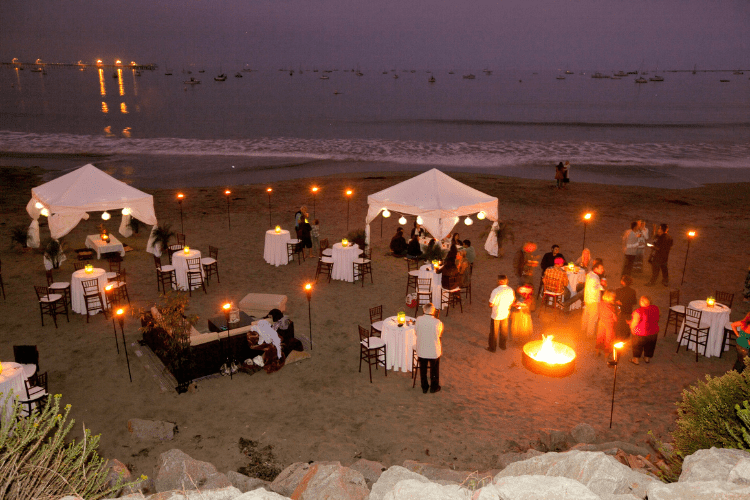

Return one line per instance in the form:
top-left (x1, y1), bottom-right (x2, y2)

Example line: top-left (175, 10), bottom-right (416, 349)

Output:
top-left (522, 339), bottom-right (577, 378)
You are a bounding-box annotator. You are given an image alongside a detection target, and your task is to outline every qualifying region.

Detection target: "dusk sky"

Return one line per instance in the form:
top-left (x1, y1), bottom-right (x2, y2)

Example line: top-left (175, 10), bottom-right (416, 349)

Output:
top-left (1, 0), bottom-right (748, 71)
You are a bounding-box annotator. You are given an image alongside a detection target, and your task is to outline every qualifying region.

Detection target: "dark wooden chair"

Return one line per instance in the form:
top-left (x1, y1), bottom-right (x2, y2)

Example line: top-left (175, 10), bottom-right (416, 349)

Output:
top-left (320, 238), bottom-right (332, 258)
top-left (415, 278), bottom-right (432, 316)
top-left (201, 246), bottom-right (220, 284)
top-left (168, 233), bottom-right (186, 264)
top-left (19, 378), bottom-right (49, 418)
top-left (73, 262), bottom-right (87, 271)
top-left (353, 248), bottom-right (373, 287)
top-left (81, 278), bottom-right (104, 323)
top-left (154, 255), bottom-right (176, 292)
top-left (541, 276), bottom-right (565, 318)
top-left (440, 276), bottom-right (463, 316)
top-left (406, 258), bottom-right (420, 296)
top-left (315, 257), bottom-right (334, 283)
top-left (720, 321), bottom-right (737, 358)
top-left (108, 269), bottom-right (130, 305)
top-left (45, 270), bottom-right (71, 307)
top-left (676, 307), bottom-right (710, 361)
top-left (186, 257), bottom-right (206, 296)
top-left (106, 255), bottom-right (122, 280)
top-left (664, 289), bottom-right (686, 337)
top-left (287, 239), bottom-right (304, 265)
top-left (359, 325), bottom-right (386, 383)
top-left (14, 345), bottom-right (39, 375)
top-left (34, 285), bottom-right (68, 328)
top-left (26, 371), bottom-right (48, 398)
top-left (460, 270), bottom-right (472, 305)
top-left (370, 305), bottom-right (383, 337)
top-left (715, 291), bottom-right (734, 308)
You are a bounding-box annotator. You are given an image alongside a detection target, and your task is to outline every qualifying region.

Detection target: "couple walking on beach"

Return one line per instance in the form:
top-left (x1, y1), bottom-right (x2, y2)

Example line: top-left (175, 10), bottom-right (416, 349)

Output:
top-left (555, 161), bottom-right (571, 189)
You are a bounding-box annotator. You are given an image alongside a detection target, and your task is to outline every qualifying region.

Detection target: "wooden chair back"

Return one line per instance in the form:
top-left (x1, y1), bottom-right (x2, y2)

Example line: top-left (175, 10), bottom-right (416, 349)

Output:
top-left (669, 289), bottom-right (680, 307)
top-left (714, 291), bottom-right (734, 308)
top-left (358, 325), bottom-right (371, 345)
top-left (81, 278), bottom-right (100, 296)
top-left (34, 285), bottom-right (51, 301)
top-left (73, 262), bottom-right (87, 271)
top-left (186, 257), bottom-right (201, 270)
top-left (209, 246), bottom-right (219, 260)
top-left (369, 305), bottom-right (383, 324)
top-left (407, 258), bottom-right (420, 272)
top-left (417, 278), bottom-right (432, 294)
top-left (684, 307), bottom-right (704, 329)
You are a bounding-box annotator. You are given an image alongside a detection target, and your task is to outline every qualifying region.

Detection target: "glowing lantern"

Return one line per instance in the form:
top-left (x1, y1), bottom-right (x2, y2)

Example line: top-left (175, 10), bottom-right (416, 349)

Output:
top-left (267, 187), bottom-right (272, 193)
top-left (706, 296), bottom-right (715, 308)
top-left (101, 211), bottom-right (111, 220)
top-left (688, 230), bottom-right (696, 238)
top-left (101, 233), bottom-right (109, 241)
top-left (398, 215), bottom-right (407, 225)
top-left (183, 246), bottom-right (190, 254)
top-left (431, 259), bottom-right (439, 268)
top-left (397, 311), bottom-right (406, 326)
top-left (121, 207), bottom-right (131, 216)
top-left (35, 202), bottom-right (43, 209)
top-left (115, 60), bottom-right (122, 66)
top-left (96, 60), bottom-right (103, 65)
top-left (464, 216), bottom-right (473, 226)
top-left (382, 208), bottom-right (391, 218)
top-left (568, 262), bottom-right (576, 271)
top-left (84, 264), bottom-right (94, 274)
top-left (40, 208), bottom-right (50, 217)
top-left (341, 238), bottom-right (349, 247)
top-left (416, 216), bottom-right (423, 225)
top-left (477, 211), bottom-right (486, 220)
top-left (275, 225), bottom-right (281, 233)
top-left (584, 213), bottom-right (592, 221)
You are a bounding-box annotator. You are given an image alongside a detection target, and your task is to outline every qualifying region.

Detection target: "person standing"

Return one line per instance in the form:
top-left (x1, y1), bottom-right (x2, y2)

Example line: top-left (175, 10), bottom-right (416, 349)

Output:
top-left (555, 162), bottom-right (565, 189)
top-left (488, 275), bottom-right (515, 351)
top-left (614, 275), bottom-right (638, 340)
top-left (311, 219), bottom-right (320, 255)
top-left (630, 296), bottom-right (660, 364)
top-left (582, 259), bottom-right (605, 340)
top-left (645, 224), bottom-right (673, 286)
top-left (621, 222), bottom-right (641, 277)
top-left (597, 291), bottom-right (618, 357)
top-left (730, 312), bottom-right (750, 373)
top-left (563, 160), bottom-right (571, 185)
top-left (462, 240), bottom-right (476, 269)
top-left (634, 220), bottom-right (649, 273)
top-left (294, 206), bottom-right (308, 239)
top-left (415, 303), bottom-right (443, 393)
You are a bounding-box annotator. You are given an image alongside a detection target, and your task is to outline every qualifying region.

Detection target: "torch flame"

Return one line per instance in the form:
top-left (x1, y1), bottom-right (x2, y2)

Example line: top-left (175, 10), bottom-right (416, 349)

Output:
top-left (526, 335), bottom-right (576, 365)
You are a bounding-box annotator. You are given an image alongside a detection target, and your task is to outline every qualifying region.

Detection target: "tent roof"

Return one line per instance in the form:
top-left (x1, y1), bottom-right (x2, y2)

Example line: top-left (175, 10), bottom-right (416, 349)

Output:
top-left (31, 164), bottom-right (153, 212)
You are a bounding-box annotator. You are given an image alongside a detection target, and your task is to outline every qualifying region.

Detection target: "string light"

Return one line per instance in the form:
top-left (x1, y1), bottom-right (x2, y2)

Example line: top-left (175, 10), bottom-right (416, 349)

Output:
top-left (101, 211), bottom-right (111, 220)
top-left (398, 215), bottom-right (407, 225)
top-left (477, 211), bottom-right (486, 220)
top-left (121, 207), bottom-right (131, 216)
top-left (416, 216), bottom-right (423, 225)
top-left (382, 208), bottom-right (391, 218)
top-left (464, 216), bottom-right (473, 226)
top-left (35, 202), bottom-right (44, 209)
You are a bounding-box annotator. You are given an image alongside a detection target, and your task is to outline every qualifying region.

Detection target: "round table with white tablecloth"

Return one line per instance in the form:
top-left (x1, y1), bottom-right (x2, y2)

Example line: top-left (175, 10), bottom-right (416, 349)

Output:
top-left (264, 229), bottom-right (292, 266)
top-left (0, 362), bottom-right (28, 422)
top-left (71, 268), bottom-right (108, 315)
top-left (331, 243), bottom-right (361, 282)
top-left (565, 267), bottom-right (587, 310)
top-left (171, 249), bottom-right (204, 290)
top-left (417, 264), bottom-right (444, 308)
top-left (678, 300), bottom-right (732, 358)
top-left (380, 316), bottom-right (417, 372)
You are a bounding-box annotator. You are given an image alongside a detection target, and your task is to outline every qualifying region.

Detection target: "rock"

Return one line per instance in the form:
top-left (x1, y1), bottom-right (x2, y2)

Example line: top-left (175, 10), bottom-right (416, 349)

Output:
top-left (496, 450), bottom-right (544, 470)
top-left (598, 495), bottom-right (641, 500)
top-left (227, 470), bottom-right (270, 493)
top-left (728, 458), bottom-right (750, 485)
top-left (154, 449), bottom-right (232, 492)
top-left (105, 459), bottom-right (131, 488)
top-left (679, 447), bottom-right (750, 483)
top-left (494, 450), bottom-right (660, 499)
top-left (235, 490), bottom-right (291, 499)
top-left (571, 441), bottom-right (651, 457)
top-left (537, 429), bottom-right (573, 452)
top-left (134, 486), bottom-right (242, 499)
top-left (477, 475), bottom-right (600, 499)
top-left (402, 460), bottom-right (471, 483)
top-left (127, 418), bottom-right (177, 441)
top-left (647, 480), bottom-right (750, 499)
top-left (571, 423), bottom-right (597, 444)
top-left (370, 466), bottom-right (430, 500)
top-left (349, 458), bottom-right (387, 486)
top-left (270, 462), bottom-right (319, 496)
top-left (287, 462), bottom-right (369, 500)
top-left (382, 479), bottom-right (467, 500)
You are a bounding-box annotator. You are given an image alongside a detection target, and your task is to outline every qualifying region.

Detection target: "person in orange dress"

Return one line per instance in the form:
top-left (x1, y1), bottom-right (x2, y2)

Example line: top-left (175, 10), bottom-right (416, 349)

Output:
top-left (596, 291), bottom-right (618, 357)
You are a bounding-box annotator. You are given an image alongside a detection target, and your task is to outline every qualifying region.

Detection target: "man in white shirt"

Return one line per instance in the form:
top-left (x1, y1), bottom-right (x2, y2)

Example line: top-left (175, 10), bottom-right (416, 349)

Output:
top-left (415, 303), bottom-right (443, 393)
top-left (488, 275), bottom-right (515, 351)
top-left (582, 259), bottom-right (606, 339)
top-left (622, 221), bottom-right (641, 277)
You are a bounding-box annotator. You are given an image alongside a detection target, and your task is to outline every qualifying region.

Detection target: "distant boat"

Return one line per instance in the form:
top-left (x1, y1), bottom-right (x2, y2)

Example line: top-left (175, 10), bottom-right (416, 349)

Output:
top-left (356, 70), bottom-right (363, 76)
top-left (635, 77), bottom-right (648, 83)
top-left (692, 64), bottom-right (697, 75)
top-left (234, 72), bottom-right (243, 78)
top-left (31, 67), bottom-right (43, 73)
top-left (214, 73), bottom-right (227, 81)
top-left (462, 74), bottom-right (475, 79)
top-left (382, 71), bottom-right (388, 74)
top-left (199, 69), bottom-right (205, 73)
top-left (483, 69), bottom-right (493, 75)
top-left (591, 72), bottom-right (606, 79)
top-left (410, 70), bottom-right (416, 73)
top-left (614, 71), bottom-right (627, 77)
top-left (165, 69), bottom-right (173, 75)
top-left (649, 75), bottom-right (664, 82)
top-left (428, 75), bottom-right (436, 83)
top-left (640, 71), bottom-right (649, 75)
top-left (183, 77), bottom-right (201, 84)
top-left (627, 70), bottom-right (638, 75)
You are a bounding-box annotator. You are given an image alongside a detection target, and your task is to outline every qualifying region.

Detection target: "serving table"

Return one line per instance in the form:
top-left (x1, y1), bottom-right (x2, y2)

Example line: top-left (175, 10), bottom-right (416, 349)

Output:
top-left (678, 300), bottom-right (732, 358)
top-left (264, 229), bottom-right (292, 266)
top-left (85, 234), bottom-right (125, 259)
top-left (331, 243), bottom-right (361, 282)
top-left (380, 316), bottom-right (417, 372)
top-left (171, 249), bottom-right (204, 291)
top-left (71, 268), bottom-right (108, 315)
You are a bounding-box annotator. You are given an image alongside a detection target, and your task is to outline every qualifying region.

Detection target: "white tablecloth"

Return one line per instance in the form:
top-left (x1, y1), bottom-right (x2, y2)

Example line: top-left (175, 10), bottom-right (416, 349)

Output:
top-left (172, 249), bottom-right (204, 290)
top-left (0, 362), bottom-right (27, 422)
top-left (331, 243), bottom-right (361, 282)
top-left (264, 230), bottom-right (292, 266)
top-left (85, 234), bottom-right (125, 259)
top-left (566, 268), bottom-right (587, 310)
top-left (679, 300), bottom-right (732, 357)
top-left (417, 264), bottom-right (444, 308)
top-left (71, 268), bottom-right (108, 315)
top-left (381, 316), bottom-right (417, 372)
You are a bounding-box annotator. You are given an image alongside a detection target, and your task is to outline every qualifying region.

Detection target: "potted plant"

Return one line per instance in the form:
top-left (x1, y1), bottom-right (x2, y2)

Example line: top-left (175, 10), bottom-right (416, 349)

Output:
top-left (346, 228), bottom-right (367, 250)
top-left (152, 224), bottom-right (176, 255)
top-left (10, 225), bottom-right (30, 252)
top-left (42, 238), bottom-right (66, 269)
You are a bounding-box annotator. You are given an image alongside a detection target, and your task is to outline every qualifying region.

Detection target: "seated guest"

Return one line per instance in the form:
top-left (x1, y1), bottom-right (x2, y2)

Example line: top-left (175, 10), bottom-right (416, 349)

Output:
top-left (389, 227), bottom-right (408, 256)
top-left (629, 295), bottom-right (660, 365)
top-left (457, 249), bottom-right (471, 286)
top-left (415, 303), bottom-right (443, 393)
top-left (542, 257), bottom-right (570, 300)
top-left (576, 248), bottom-right (592, 272)
top-left (411, 221), bottom-right (425, 239)
top-left (440, 248), bottom-right (460, 289)
top-left (539, 244), bottom-right (565, 296)
top-left (462, 240), bottom-right (476, 266)
top-left (422, 238), bottom-right (443, 262)
top-left (406, 234), bottom-right (422, 259)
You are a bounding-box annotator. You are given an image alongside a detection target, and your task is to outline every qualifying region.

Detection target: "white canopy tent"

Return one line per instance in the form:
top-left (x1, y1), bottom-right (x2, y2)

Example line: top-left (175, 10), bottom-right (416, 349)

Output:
top-left (365, 168), bottom-right (501, 256)
top-left (25, 164), bottom-right (158, 254)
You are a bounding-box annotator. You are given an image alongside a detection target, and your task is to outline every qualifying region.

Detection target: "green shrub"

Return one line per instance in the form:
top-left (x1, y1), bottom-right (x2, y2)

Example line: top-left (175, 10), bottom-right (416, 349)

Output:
top-left (672, 361), bottom-right (750, 457)
top-left (0, 392), bottom-right (142, 499)
top-left (726, 400), bottom-right (750, 450)
top-left (346, 228), bottom-right (366, 250)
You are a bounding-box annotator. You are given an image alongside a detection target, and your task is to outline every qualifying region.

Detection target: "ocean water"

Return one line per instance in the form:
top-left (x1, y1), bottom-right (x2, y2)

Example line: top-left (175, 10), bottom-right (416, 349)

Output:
top-left (1, 66), bottom-right (749, 174)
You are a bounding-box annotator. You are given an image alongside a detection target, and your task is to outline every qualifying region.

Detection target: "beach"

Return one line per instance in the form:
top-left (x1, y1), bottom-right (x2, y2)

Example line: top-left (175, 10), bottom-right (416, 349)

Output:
top-left (1, 155), bottom-right (749, 482)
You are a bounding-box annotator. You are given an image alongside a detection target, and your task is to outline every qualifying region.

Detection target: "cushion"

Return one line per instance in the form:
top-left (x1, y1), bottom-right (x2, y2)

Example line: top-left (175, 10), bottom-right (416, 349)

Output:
top-left (670, 305), bottom-right (686, 313)
top-left (362, 337), bottom-right (385, 349)
top-left (200, 257), bottom-right (216, 265)
top-left (239, 293), bottom-right (287, 318)
top-left (40, 294), bottom-right (63, 302)
top-left (322, 249), bottom-right (333, 256)
top-left (49, 282), bottom-right (70, 288)
top-left (371, 320), bottom-right (384, 332)
top-left (321, 257), bottom-right (334, 264)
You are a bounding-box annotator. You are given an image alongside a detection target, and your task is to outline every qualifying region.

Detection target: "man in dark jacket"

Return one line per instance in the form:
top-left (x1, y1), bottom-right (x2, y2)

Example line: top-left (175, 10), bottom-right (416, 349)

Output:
top-left (645, 224), bottom-right (673, 286)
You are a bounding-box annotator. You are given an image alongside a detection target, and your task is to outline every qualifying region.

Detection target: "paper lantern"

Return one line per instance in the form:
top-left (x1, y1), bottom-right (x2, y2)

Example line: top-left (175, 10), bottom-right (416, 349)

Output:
top-left (397, 311), bottom-right (406, 326)
top-left (398, 215), bottom-right (407, 225)
top-left (183, 246), bottom-right (190, 254)
top-left (84, 264), bottom-right (94, 274)
top-left (101, 211), bottom-right (111, 220)
top-left (122, 207), bottom-right (131, 215)
top-left (40, 208), bottom-right (50, 217)
top-left (35, 202), bottom-right (44, 209)
top-left (416, 216), bottom-right (423, 225)
top-left (382, 208), bottom-right (391, 218)
top-left (477, 211), bottom-right (486, 220)
top-left (464, 216), bottom-right (473, 226)
top-left (275, 225), bottom-right (281, 233)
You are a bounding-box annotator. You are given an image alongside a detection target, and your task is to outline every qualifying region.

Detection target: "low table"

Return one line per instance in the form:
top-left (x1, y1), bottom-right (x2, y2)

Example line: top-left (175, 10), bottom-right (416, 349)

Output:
top-left (85, 234), bottom-right (125, 259)
top-left (208, 311), bottom-right (255, 332)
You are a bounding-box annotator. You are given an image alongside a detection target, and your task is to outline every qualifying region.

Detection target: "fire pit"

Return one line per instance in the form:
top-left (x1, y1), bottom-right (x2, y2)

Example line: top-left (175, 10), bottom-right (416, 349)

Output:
top-left (522, 335), bottom-right (576, 377)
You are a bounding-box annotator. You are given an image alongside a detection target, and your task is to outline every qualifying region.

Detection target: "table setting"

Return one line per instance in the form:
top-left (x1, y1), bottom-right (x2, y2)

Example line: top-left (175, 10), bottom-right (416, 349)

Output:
top-left (85, 233), bottom-right (125, 259)
top-left (331, 240), bottom-right (361, 282)
top-left (264, 227), bottom-right (292, 266)
top-left (171, 247), bottom-right (204, 290)
top-left (70, 266), bottom-right (108, 314)
top-left (380, 313), bottom-right (417, 372)
top-left (678, 298), bottom-right (732, 358)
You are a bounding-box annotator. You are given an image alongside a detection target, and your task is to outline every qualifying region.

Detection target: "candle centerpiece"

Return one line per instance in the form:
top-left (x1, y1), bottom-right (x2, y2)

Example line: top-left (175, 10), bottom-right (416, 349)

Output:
top-left (341, 238), bottom-right (349, 248)
top-left (706, 296), bottom-right (715, 308)
top-left (99, 224), bottom-right (109, 241)
top-left (84, 263), bottom-right (94, 274)
top-left (275, 225), bottom-right (281, 234)
top-left (397, 311), bottom-right (406, 326)
top-left (183, 246), bottom-right (190, 254)
top-left (568, 262), bottom-right (576, 271)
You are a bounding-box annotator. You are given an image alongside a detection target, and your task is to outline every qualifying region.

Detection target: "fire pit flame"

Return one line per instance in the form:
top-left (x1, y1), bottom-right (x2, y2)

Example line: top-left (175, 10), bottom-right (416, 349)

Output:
top-left (522, 335), bottom-right (577, 377)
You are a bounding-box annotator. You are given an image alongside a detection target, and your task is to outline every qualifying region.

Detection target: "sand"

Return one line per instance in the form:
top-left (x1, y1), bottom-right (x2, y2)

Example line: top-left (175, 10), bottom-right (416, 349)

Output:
top-left (1, 157), bottom-right (749, 481)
